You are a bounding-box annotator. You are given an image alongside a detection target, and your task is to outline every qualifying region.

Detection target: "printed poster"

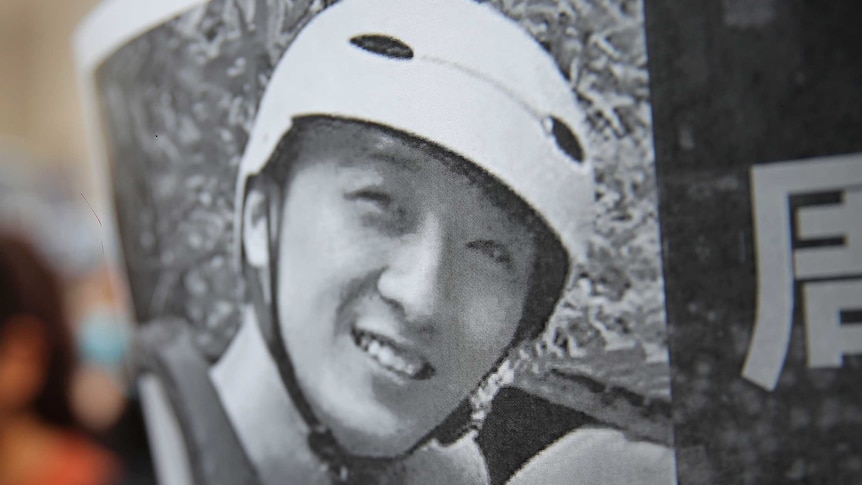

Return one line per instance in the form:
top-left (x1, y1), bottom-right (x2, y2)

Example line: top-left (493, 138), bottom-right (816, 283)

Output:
top-left (76, 0), bottom-right (675, 484)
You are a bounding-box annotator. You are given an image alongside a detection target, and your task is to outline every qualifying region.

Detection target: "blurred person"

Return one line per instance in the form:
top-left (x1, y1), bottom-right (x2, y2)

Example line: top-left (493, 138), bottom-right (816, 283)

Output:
top-left (1, 150), bottom-right (132, 434)
top-left (67, 264), bottom-right (157, 485)
top-left (67, 263), bottom-right (132, 433)
top-left (0, 232), bottom-right (119, 485)
top-left (1, 145), bottom-right (151, 485)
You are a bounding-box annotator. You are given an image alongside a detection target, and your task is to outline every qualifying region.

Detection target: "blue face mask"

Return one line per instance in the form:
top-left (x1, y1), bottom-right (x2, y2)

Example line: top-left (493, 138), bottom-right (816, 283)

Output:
top-left (76, 307), bottom-right (131, 378)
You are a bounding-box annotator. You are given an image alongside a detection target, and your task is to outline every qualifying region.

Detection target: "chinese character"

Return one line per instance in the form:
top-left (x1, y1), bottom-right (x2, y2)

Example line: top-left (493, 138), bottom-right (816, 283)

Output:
top-left (742, 153), bottom-right (862, 391)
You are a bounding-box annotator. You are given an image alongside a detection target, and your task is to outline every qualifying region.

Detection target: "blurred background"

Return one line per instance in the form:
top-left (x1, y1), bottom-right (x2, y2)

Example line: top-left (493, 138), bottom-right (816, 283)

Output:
top-left (0, 1), bottom-right (154, 483)
top-left (0, 0), bottom-right (97, 167)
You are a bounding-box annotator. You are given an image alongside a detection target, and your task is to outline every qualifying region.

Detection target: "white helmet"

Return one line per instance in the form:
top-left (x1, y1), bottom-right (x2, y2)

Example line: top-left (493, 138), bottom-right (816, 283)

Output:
top-left (236, 0), bottom-right (594, 279)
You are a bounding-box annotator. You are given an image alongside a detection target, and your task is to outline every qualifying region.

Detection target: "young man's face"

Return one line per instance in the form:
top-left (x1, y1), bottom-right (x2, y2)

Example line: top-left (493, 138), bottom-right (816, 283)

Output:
top-left (256, 120), bottom-right (538, 457)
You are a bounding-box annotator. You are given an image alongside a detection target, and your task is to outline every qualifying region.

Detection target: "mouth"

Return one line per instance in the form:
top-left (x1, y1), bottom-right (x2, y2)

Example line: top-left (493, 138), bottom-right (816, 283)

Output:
top-left (351, 328), bottom-right (435, 381)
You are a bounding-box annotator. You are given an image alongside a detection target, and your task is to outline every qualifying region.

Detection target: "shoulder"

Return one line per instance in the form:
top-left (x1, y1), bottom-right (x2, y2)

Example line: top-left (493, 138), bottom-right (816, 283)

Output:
top-left (139, 373), bottom-right (196, 485)
top-left (507, 427), bottom-right (676, 485)
top-left (134, 317), bottom-right (218, 420)
top-left (136, 317), bottom-right (258, 485)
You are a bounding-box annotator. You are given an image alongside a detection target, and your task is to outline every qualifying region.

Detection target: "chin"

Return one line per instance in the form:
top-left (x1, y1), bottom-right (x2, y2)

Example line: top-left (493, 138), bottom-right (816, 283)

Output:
top-left (328, 417), bottom-right (424, 458)
top-left (309, 376), bottom-right (424, 458)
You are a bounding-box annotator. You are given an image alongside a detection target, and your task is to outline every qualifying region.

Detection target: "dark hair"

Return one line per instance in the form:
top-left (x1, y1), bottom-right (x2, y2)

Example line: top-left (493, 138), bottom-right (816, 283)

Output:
top-left (0, 232), bottom-right (79, 428)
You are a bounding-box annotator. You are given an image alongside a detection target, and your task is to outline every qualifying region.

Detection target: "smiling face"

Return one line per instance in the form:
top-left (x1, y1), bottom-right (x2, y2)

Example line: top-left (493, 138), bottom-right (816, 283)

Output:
top-left (247, 119), bottom-right (539, 457)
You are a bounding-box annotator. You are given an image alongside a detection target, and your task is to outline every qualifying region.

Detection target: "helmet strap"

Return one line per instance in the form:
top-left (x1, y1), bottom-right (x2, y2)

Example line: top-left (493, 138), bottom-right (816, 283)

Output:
top-left (244, 177), bottom-right (398, 483)
top-left (243, 169), bottom-right (480, 482)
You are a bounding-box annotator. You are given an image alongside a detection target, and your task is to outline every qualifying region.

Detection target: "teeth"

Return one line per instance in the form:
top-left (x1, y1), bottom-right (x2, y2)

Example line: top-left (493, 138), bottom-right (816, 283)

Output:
top-left (378, 345), bottom-right (395, 366)
top-left (368, 338), bottom-right (381, 355)
top-left (353, 330), bottom-right (426, 379)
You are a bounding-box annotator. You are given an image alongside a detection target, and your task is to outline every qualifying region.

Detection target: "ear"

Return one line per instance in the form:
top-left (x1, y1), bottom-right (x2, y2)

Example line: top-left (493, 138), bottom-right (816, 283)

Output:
top-left (242, 179), bottom-right (274, 270)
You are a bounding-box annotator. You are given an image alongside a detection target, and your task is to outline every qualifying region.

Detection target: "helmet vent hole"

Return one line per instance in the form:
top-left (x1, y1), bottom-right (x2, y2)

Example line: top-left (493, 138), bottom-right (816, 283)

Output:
top-left (549, 117), bottom-right (584, 163)
top-left (349, 34), bottom-right (414, 60)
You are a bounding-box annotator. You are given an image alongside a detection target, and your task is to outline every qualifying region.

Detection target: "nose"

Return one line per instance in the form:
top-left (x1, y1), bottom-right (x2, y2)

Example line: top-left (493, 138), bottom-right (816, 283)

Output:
top-left (377, 214), bottom-right (448, 327)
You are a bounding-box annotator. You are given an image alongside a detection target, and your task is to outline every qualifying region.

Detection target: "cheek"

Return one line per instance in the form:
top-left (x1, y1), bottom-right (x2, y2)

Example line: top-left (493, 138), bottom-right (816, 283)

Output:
top-left (446, 286), bottom-right (525, 383)
top-left (276, 199), bottom-right (388, 333)
top-left (456, 266), bottom-right (528, 339)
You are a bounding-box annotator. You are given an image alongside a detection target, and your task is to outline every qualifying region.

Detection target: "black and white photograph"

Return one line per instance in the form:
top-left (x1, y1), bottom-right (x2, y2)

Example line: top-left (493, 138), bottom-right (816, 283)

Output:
top-left (77, 0), bottom-right (674, 483)
top-left (9, 0), bottom-right (862, 484)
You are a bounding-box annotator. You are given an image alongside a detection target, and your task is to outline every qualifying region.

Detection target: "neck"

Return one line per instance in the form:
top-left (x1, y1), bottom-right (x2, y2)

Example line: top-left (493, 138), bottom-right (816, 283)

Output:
top-left (209, 307), bottom-right (329, 485)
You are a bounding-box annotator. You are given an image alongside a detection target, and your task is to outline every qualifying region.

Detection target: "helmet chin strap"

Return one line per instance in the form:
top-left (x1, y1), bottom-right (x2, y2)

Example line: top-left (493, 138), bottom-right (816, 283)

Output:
top-left (260, 267), bottom-right (357, 483)
top-left (255, 239), bottom-right (485, 478)
top-left (244, 187), bottom-right (415, 483)
top-left (241, 155), bottom-right (547, 480)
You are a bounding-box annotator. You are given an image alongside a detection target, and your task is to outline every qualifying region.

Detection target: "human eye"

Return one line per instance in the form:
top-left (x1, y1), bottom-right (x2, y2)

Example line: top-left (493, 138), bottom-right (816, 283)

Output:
top-left (344, 188), bottom-right (408, 226)
top-left (466, 239), bottom-right (513, 269)
top-left (347, 189), bottom-right (394, 211)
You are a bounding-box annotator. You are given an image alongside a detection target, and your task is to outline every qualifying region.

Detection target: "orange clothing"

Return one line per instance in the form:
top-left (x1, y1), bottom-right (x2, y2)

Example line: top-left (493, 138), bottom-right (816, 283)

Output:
top-left (17, 434), bottom-right (118, 485)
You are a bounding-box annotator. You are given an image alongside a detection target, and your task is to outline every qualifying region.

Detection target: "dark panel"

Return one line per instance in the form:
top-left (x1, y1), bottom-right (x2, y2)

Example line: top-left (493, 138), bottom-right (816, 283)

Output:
top-left (645, 0), bottom-right (862, 483)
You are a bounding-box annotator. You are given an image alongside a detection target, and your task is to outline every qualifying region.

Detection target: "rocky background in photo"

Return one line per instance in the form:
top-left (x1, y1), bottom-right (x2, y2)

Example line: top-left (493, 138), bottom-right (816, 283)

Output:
top-left (96, 0), bottom-right (669, 443)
